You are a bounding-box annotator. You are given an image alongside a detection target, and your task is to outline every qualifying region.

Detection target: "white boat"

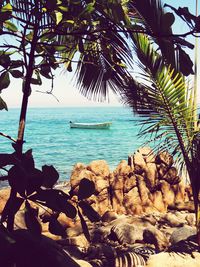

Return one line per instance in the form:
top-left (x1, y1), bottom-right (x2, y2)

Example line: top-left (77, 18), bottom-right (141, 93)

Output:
top-left (69, 121), bottom-right (112, 129)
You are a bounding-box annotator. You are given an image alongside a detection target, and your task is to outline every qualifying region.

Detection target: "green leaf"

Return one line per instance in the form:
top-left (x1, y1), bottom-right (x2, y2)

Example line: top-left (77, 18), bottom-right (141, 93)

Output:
top-left (0, 96), bottom-right (8, 110)
top-left (54, 45), bottom-right (67, 51)
top-left (58, 5), bottom-right (68, 12)
top-left (0, 72), bottom-right (10, 90)
top-left (85, 3), bottom-right (95, 14)
top-left (1, 3), bottom-right (12, 12)
top-left (78, 178), bottom-right (95, 200)
top-left (10, 70), bottom-right (23, 78)
top-left (3, 20), bottom-right (18, 32)
top-left (56, 11), bottom-right (63, 24)
top-left (26, 31), bottom-right (33, 41)
top-left (42, 165), bottom-right (59, 188)
top-left (65, 20), bottom-right (74, 24)
top-left (24, 201), bottom-right (42, 235)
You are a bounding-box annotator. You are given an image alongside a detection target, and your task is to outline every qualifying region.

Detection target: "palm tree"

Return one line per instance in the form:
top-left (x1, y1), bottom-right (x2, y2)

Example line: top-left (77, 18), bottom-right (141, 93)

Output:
top-left (74, 0), bottom-right (200, 244)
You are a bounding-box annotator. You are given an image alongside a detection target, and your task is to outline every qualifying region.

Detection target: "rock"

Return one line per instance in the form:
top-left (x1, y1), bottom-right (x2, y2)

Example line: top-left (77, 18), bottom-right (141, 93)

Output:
top-left (0, 187), bottom-right (10, 214)
top-left (70, 168), bottom-right (95, 193)
top-left (128, 155), bottom-right (134, 170)
top-left (156, 151), bottom-right (173, 167)
top-left (145, 162), bottom-right (158, 188)
top-left (168, 201), bottom-right (195, 212)
top-left (74, 260), bottom-right (93, 267)
top-left (143, 227), bottom-right (169, 251)
top-left (87, 160), bottom-right (110, 177)
top-left (137, 175), bottom-right (151, 205)
top-left (123, 175), bottom-right (137, 193)
top-left (173, 183), bottom-right (186, 203)
top-left (133, 151), bottom-right (147, 172)
top-left (146, 252), bottom-right (200, 267)
top-left (185, 213), bottom-right (196, 226)
top-left (64, 235), bottom-right (89, 250)
top-left (157, 163), bottom-right (168, 179)
top-left (163, 167), bottom-right (181, 185)
top-left (137, 147), bottom-right (156, 163)
top-left (152, 191), bottom-right (167, 213)
top-left (170, 225), bottom-right (197, 244)
top-left (123, 187), bottom-right (143, 214)
top-left (109, 223), bottom-right (144, 244)
top-left (114, 160), bottom-right (131, 176)
top-left (101, 211), bottom-right (118, 223)
top-left (160, 181), bottom-right (175, 206)
top-left (111, 175), bottom-right (125, 214)
top-left (163, 213), bottom-right (185, 227)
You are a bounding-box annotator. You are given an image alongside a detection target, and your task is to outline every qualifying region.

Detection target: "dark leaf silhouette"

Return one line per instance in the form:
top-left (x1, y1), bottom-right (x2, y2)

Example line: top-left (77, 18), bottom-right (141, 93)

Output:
top-left (79, 201), bottom-right (101, 222)
top-left (48, 218), bottom-right (66, 237)
top-left (26, 168), bottom-right (44, 196)
top-left (0, 96), bottom-right (7, 110)
top-left (63, 201), bottom-right (77, 219)
top-left (0, 54), bottom-right (10, 69)
top-left (164, 5), bottom-right (196, 25)
top-left (78, 208), bottom-right (90, 242)
top-left (78, 178), bottom-right (95, 200)
top-left (9, 70), bottom-right (23, 78)
top-left (0, 224), bottom-right (16, 266)
top-left (1, 194), bottom-right (24, 223)
top-left (24, 201), bottom-right (41, 235)
top-left (30, 189), bottom-right (77, 218)
top-left (0, 153), bottom-right (16, 167)
top-left (42, 165), bottom-right (59, 188)
top-left (8, 165), bottom-right (26, 197)
top-left (179, 47), bottom-right (194, 76)
top-left (22, 149), bottom-right (35, 171)
top-left (0, 71), bottom-right (10, 90)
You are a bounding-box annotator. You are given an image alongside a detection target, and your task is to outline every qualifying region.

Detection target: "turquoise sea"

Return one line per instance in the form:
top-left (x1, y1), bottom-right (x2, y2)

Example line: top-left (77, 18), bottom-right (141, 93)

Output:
top-left (0, 107), bottom-right (145, 181)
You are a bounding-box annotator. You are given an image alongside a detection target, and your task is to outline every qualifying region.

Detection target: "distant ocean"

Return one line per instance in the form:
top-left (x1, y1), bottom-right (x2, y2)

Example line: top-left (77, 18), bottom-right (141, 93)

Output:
top-left (0, 107), bottom-right (145, 181)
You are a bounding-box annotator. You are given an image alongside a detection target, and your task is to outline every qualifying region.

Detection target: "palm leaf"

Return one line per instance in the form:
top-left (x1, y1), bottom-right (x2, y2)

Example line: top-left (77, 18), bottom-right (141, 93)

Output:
top-left (122, 33), bottom-right (196, 167)
top-left (128, 0), bottom-right (194, 76)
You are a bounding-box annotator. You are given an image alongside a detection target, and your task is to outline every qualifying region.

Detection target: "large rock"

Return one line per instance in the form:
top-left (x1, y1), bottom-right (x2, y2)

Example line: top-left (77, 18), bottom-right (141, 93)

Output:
top-left (146, 252), bottom-right (200, 267)
top-left (0, 187), bottom-right (10, 214)
top-left (68, 149), bottom-right (193, 217)
top-left (156, 151), bottom-right (173, 167)
top-left (170, 225), bottom-right (197, 244)
top-left (87, 160), bottom-right (110, 177)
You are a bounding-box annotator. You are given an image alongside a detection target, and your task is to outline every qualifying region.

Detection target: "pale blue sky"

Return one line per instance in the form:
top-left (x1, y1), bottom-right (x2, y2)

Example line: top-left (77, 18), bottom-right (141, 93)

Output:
top-left (1, 0), bottom-right (199, 108)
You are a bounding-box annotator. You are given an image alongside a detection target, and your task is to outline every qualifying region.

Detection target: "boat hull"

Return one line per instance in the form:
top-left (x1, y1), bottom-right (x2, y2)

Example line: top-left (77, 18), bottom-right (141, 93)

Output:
top-left (69, 122), bottom-right (112, 129)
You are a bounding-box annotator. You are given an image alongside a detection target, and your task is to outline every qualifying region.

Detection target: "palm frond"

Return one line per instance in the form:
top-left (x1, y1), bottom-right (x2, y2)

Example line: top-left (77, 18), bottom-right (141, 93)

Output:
top-left (74, 27), bottom-right (133, 101)
top-left (128, 0), bottom-right (194, 76)
top-left (122, 33), bottom-right (196, 166)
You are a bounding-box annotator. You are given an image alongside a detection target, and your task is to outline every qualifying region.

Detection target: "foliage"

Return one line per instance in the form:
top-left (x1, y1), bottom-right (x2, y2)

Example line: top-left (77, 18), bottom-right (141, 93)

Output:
top-left (119, 1), bottom-right (200, 245)
top-left (0, 1), bottom-right (200, 264)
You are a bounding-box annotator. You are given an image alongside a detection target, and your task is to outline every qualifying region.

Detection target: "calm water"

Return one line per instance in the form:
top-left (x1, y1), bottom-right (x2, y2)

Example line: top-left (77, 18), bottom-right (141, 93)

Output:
top-left (0, 107), bottom-right (145, 181)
